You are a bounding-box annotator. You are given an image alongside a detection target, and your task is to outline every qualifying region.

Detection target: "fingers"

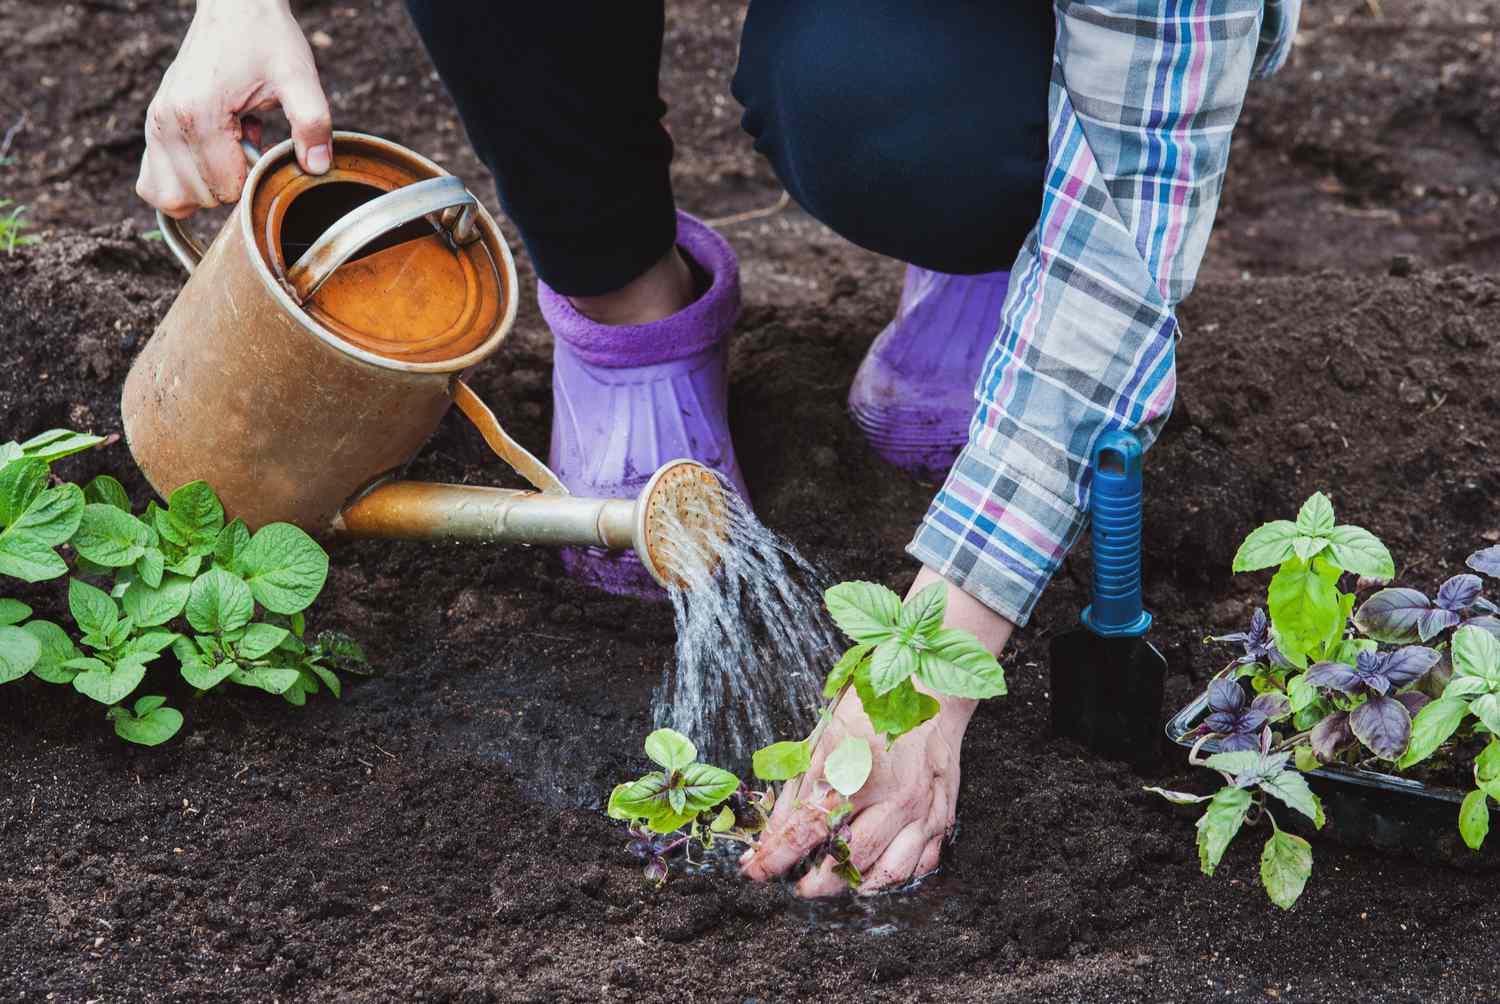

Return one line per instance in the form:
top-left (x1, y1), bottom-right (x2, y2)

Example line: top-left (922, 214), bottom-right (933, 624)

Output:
top-left (740, 786), bottom-right (839, 882)
top-left (276, 63), bottom-right (333, 174)
top-left (859, 821), bottom-right (931, 892)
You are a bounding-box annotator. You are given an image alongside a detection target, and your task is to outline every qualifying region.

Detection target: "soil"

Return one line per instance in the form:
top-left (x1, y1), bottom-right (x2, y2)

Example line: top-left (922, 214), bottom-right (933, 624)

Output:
top-left (4, 1), bottom-right (1500, 1001)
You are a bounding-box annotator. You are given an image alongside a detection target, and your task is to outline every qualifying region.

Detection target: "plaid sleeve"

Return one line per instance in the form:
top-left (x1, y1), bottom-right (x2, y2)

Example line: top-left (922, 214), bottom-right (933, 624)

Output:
top-left (909, 0), bottom-right (1298, 626)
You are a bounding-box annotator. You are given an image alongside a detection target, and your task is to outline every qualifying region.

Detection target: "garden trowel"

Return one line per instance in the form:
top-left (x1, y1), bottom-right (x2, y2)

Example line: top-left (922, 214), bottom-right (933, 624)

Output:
top-left (1049, 431), bottom-right (1166, 766)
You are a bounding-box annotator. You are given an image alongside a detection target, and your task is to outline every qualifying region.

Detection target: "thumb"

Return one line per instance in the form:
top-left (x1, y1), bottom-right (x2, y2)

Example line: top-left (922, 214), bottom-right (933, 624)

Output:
top-left (277, 67), bottom-right (333, 174)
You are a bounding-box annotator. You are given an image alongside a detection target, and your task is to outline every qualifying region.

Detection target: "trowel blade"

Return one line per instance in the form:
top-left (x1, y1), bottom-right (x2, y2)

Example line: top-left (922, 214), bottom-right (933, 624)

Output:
top-left (1048, 628), bottom-right (1167, 766)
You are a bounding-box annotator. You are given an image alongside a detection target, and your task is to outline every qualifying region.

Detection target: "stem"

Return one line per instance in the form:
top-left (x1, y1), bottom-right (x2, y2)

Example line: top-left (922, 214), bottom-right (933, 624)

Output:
top-left (803, 681), bottom-right (852, 753)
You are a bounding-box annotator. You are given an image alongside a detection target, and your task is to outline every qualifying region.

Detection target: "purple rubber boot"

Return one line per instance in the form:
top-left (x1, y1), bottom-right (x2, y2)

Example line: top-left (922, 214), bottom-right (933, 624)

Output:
top-left (543, 211), bottom-right (748, 597)
top-left (848, 266), bottom-right (1011, 482)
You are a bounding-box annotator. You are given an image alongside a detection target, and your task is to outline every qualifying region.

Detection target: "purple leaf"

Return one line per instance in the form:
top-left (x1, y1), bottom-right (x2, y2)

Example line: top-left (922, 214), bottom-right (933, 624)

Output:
top-left (1251, 692), bottom-right (1292, 722)
top-left (1353, 588), bottom-right (1431, 644)
top-left (1379, 646), bottom-right (1442, 689)
top-left (1417, 607), bottom-right (1462, 642)
top-left (1203, 710), bottom-right (1240, 734)
top-left (1395, 691), bottom-right (1431, 718)
top-left (1206, 678), bottom-right (1247, 714)
top-left (1349, 694), bottom-right (1412, 760)
top-left (1437, 574), bottom-right (1483, 612)
top-left (1305, 660), bottom-right (1361, 695)
top-left (1469, 545), bottom-right (1500, 579)
top-left (1217, 731), bottom-right (1261, 752)
top-left (1310, 711), bottom-right (1353, 762)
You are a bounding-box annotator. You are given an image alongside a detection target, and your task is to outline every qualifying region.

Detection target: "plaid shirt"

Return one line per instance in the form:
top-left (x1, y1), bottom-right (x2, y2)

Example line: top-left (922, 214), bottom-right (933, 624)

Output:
top-left (908, 0), bottom-right (1301, 626)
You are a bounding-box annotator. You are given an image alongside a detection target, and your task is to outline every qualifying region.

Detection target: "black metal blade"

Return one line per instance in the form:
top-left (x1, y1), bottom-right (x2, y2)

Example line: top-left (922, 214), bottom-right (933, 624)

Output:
top-left (1049, 628), bottom-right (1168, 766)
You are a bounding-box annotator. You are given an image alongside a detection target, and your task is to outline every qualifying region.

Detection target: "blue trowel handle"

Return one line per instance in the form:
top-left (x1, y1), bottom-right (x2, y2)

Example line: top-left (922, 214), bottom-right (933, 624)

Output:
top-left (1080, 430), bottom-right (1152, 638)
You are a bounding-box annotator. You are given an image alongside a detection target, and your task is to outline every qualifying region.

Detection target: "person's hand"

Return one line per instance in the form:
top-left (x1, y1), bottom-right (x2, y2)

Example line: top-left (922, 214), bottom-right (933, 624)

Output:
top-left (740, 567), bottom-right (1014, 896)
top-left (136, 0), bottom-right (332, 219)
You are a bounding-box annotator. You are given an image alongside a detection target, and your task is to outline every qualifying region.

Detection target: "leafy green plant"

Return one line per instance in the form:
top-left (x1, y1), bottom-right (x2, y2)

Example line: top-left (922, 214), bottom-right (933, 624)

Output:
top-left (0, 198), bottom-right (39, 255)
top-left (1158, 491), bottom-right (1500, 907)
top-left (609, 579), bottom-right (1005, 888)
top-left (0, 429), bottom-right (367, 745)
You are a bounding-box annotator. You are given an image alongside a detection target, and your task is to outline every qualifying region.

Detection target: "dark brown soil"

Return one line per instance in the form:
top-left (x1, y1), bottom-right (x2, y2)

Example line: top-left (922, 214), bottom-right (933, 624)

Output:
top-left (4, 1), bottom-right (1500, 1002)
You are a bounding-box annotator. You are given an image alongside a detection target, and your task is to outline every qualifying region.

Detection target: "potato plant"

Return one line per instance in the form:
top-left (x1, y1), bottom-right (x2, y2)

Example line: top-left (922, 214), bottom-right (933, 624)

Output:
top-left (1156, 491), bottom-right (1500, 908)
top-left (0, 429), bottom-right (367, 745)
top-left (608, 579), bottom-right (1007, 889)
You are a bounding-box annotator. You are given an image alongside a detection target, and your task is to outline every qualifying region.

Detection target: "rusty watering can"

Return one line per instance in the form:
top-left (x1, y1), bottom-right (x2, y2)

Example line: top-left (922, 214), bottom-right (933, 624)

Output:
top-left (121, 132), bottom-right (726, 588)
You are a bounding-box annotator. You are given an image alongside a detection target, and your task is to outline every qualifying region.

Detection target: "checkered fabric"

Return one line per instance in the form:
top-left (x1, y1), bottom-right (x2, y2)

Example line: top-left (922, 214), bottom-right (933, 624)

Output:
top-left (909, 0), bottom-right (1300, 625)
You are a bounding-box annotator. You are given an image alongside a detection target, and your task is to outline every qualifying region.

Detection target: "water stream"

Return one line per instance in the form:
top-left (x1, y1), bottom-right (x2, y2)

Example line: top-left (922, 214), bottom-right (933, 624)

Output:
top-left (651, 485), bottom-right (833, 767)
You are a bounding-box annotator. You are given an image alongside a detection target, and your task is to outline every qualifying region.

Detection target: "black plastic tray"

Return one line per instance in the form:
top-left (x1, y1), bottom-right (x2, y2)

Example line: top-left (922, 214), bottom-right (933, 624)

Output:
top-left (1166, 692), bottom-right (1500, 869)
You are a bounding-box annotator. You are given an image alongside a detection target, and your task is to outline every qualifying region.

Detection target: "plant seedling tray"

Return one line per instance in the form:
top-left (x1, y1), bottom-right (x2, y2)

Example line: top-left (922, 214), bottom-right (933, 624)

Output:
top-left (1167, 692), bottom-right (1500, 870)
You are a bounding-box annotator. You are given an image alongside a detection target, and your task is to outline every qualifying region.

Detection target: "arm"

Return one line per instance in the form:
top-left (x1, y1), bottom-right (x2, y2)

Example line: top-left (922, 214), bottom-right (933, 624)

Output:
top-left (136, 0), bottom-right (332, 218)
top-left (748, 0), bottom-right (1295, 896)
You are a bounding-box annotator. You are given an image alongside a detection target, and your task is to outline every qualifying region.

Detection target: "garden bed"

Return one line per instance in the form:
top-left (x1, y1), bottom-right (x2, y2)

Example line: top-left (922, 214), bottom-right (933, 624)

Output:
top-left (4, 0), bottom-right (1500, 1001)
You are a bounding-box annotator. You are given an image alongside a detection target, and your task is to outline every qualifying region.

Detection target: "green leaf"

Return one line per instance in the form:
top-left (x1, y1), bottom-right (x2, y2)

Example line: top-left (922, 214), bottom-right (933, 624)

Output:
top-left (0, 598), bottom-right (31, 625)
top-left (675, 762), bottom-right (739, 814)
top-left (0, 457), bottom-right (48, 526)
top-left (134, 694), bottom-right (167, 716)
top-left (824, 642), bottom-right (872, 698)
top-left (1287, 673), bottom-right (1319, 714)
top-left (643, 728), bottom-right (697, 771)
top-left (854, 670), bottom-right (940, 744)
top-left (83, 475), bottom-right (132, 512)
top-left (0, 484), bottom-right (84, 581)
top-left (24, 621), bottom-right (80, 684)
top-left (161, 481), bottom-right (225, 549)
top-left (1294, 746), bottom-right (1321, 773)
top-left (1471, 694), bottom-right (1500, 736)
top-left (134, 548), bottom-right (165, 589)
top-left (1196, 785), bottom-right (1252, 876)
top-left (1260, 825), bottom-right (1313, 909)
top-left (237, 622), bottom-right (290, 659)
top-left (824, 580), bottom-right (902, 643)
top-left (1453, 624), bottom-right (1500, 685)
top-left (181, 658), bottom-right (235, 691)
top-left (1326, 525), bottom-right (1395, 580)
top-left (230, 665), bottom-right (301, 694)
top-left (1292, 535), bottom-right (1329, 562)
top-left (606, 783), bottom-right (635, 821)
top-left (710, 805), bottom-right (735, 832)
top-left (186, 568), bottom-right (255, 634)
top-left (72, 504), bottom-right (153, 568)
top-left (164, 553), bottom-right (202, 578)
top-left (1476, 739), bottom-right (1500, 786)
top-left (109, 700), bottom-right (182, 747)
top-left (1397, 697), bottom-right (1469, 769)
top-left (212, 518), bottom-right (251, 572)
top-left (612, 773), bottom-right (698, 834)
top-left (237, 523), bottom-right (329, 614)
top-left (306, 661), bottom-right (341, 698)
top-left (1204, 750), bottom-right (1262, 775)
top-left (1460, 788), bottom-right (1491, 851)
top-left (1232, 520), bottom-right (1298, 572)
top-left (897, 581), bottom-right (947, 638)
top-left (824, 736), bottom-right (873, 796)
top-left (1268, 558), bottom-right (1341, 659)
top-left (753, 740), bottom-right (811, 781)
top-left (1258, 770), bottom-right (1325, 828)
top-left (1295, 493), bottom-right (1335, 538)
top-left (19, 429), bottom-right (105, 462)
top-left (119, 630), bottom-right (177, 659)
top-left (0, 624), bottom-right (41, 684)
top-left (67, 577), bottom-right (117, 638)
top-left (868, 638), bottom-right (919, 696)
top-left (121, 574), bottom-right (192, 628)
top-left (72, 658), bottom-right (147, 705)
top-left (914, 628), bottom-right (1006, 699)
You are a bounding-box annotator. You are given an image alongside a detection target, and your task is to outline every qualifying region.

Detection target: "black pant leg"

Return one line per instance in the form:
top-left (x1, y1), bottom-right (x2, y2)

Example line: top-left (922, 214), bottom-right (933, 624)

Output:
top-left (733, 1), bottom-right (1054, 275)
top-left (404, 1), bottom-right (677, 296)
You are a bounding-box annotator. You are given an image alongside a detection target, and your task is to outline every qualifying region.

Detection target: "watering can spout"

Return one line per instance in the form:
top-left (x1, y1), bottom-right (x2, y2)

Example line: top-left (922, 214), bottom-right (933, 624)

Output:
top-left (331, 459), bottom-right (731, 590)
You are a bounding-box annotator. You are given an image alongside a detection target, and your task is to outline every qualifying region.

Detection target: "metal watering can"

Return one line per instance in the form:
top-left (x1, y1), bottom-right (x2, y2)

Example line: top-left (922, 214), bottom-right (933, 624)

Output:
top-left (121, 132), bottom-right (727, 588)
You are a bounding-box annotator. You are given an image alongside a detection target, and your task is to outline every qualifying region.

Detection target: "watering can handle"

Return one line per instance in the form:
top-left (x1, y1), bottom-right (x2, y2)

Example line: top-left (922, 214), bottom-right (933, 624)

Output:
top-left (154, 139), bottom-right (263, 274)
top-left (452, 379), bottom-right (569, 496)
top-left (285, 176), bottom-right (479, 303)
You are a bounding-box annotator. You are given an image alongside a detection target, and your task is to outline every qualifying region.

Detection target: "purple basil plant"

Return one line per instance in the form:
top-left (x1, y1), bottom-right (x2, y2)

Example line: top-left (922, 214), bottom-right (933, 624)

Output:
top-left (1210, 608), bottom-right (1290, 668)
top-left (1194, 677), bottom-right (1291, 751)
top-left (1305, 646), bottom-right (1440, 761)
top-left (1354, 573), bottom-right (1499, 644)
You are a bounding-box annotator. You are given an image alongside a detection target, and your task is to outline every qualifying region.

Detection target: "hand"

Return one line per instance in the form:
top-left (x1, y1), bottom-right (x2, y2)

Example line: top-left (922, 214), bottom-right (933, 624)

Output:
top-left (740, 567), bottom-right (1014, 896)
top-left (136, 0), bottom-right (332, 219)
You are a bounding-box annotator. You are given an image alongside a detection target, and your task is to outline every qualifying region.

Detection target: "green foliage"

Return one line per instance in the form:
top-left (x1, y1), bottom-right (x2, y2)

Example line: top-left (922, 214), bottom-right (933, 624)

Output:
top-left (1260, 824), bottom-right (1313, 910)
top-left (0, 433), bottom-right (367, 747)
top-left (0, 199), bottom-right (40, 256)
top-left (613, 577), bottom-right (1009, 889)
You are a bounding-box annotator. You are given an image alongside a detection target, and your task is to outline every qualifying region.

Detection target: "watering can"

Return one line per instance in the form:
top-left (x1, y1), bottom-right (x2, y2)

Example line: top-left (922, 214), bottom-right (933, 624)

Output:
top-left (121, 132), bottom-right (727, 588)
